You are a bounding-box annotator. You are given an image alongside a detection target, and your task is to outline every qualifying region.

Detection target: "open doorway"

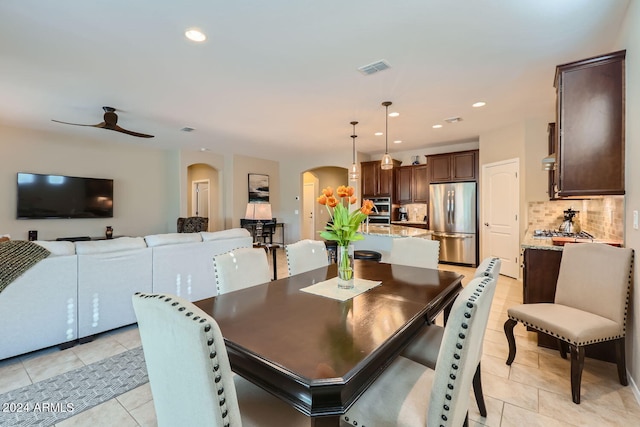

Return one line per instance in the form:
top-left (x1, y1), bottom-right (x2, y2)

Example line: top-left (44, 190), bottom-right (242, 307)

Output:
top-left (187, 163), bottom-right (218, 232)
top-left (192, 180), bottom-right (209, 218)
top-left (301, 167), bottom-right (348, 241)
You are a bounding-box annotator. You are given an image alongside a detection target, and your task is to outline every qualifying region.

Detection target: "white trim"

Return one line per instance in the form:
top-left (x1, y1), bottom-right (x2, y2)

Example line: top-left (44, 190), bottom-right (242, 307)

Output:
top-left (629, 369), bottom-right (640, 406)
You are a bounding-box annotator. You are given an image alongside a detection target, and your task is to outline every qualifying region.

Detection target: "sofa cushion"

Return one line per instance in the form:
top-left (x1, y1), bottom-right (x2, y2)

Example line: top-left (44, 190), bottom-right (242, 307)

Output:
top-left (75, 237), bottom-right (147, 255)
top-left (35, 240), bottom-right (76, 256)
top-left (201, 229), bottom-right (250, 241)
top-left (145, 233), bottom-right (203, 247)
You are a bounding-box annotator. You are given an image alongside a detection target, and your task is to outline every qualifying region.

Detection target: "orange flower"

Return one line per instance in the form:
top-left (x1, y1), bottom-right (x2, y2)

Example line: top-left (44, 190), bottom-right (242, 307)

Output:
top-left (317, 195), bottom-right (327, 205)
top-left (360, 199), bottom-right (374, 215)
top-left (322, 186), bottom-right (333, 197)
top-left (337, 185), bottom-right (355, 198)
top-left (349, 196), bottom-right (357, 205)
top-left (326, 196), bottom-right (338, 208)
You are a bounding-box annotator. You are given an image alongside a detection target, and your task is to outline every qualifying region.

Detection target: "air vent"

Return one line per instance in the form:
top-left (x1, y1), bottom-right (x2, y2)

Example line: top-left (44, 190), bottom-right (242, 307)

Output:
top-left (444, 117), bottom-right (463, 123)
top-left (180, 127), bottom-right (195, 132)
top-left (358, 60), bottom-right (391, 76)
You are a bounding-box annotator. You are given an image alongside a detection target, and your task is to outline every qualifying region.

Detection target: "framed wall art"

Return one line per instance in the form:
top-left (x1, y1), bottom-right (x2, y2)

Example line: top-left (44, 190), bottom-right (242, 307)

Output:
top-left (248, 173), bottom-right (269, 203)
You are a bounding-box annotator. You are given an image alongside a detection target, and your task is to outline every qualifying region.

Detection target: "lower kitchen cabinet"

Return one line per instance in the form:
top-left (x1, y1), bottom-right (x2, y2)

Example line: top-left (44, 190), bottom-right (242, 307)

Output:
top-left (522, 247), bottom-right (616, 362)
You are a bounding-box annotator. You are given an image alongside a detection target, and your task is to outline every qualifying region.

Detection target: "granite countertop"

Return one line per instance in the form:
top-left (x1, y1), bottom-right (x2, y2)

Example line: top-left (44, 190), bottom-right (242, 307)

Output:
top-left (390, 220), bottom-right (428, 226)
top-left (360, 224), bottom-right (432, 238)
top-left (521, 230), bottom-right (623, 251)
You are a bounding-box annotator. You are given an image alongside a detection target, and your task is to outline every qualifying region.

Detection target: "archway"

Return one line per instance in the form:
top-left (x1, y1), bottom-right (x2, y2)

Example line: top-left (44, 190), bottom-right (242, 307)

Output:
top-left (301, 166), bottom-right (348, 240)
top-left (186, 163), bottom-right (219, 232)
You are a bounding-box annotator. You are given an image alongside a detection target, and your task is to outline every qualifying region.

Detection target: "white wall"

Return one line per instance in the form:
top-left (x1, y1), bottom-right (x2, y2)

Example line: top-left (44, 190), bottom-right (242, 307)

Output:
top-left (616, 0), bottom-right (640, 397)
top-left (0, 123), bottom-right (175, 240)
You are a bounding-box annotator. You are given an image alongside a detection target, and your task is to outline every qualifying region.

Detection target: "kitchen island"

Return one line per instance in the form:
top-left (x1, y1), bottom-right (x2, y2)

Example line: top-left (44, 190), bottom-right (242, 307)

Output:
top-left (352, 224), bottom-right (433, 262)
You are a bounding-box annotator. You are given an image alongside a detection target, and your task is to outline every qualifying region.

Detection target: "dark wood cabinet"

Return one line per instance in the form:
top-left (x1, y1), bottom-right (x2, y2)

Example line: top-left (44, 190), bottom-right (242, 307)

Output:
top-left (394, 164), bottom-right (428, 204)
top-left (361, 159), bottom-right (401, 198)
top-left (427, 150), bottom-right (478, 183)
top-left (554, 50), bottom-right (625, 197)
top-left (522, 247), bottom-right (615, 362)
top-left (547, 123), bottom-right (559, 200)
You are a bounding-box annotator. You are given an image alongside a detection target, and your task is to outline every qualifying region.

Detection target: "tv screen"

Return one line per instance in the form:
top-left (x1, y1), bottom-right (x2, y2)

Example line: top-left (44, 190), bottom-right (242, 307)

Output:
top-left (17, 173), bottom-right (114, 219)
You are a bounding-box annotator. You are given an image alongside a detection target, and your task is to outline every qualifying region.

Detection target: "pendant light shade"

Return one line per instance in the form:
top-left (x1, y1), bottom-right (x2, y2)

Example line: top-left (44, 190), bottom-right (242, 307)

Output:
top-left (381, 101), bottom-right (393, 170)
top-left (349, 121), bottom-right (360, 181)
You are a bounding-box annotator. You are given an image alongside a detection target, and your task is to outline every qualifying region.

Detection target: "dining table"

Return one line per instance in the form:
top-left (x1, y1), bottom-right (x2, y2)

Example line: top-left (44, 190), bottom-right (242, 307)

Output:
top-left (193, 259), bottom-right (463, 426)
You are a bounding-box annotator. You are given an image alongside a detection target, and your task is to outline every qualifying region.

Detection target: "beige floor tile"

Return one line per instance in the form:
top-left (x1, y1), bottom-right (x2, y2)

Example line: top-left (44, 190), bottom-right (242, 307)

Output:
top-left (483, 337), bottom-right (539, 369)
top-left (116, 383), bottom-right (153, 412)
top-left (501, 402), bottom-right (575, 427)
top-left (0, 364), bottom-right (31, 394)
top-left (468, 394), bottom-right (504, 427)
top-left (55, 399), bottom-right (138, 427)
top-left (482, 371), bottom-right (539, 411)
top-left (110, 327), bottom-right (142, 350)
top-left (71, 336), bottom-right (128, 365)
top-left (128, 399), bottom-right (157, 427)
top-left (508, 362), bottom-right (569, 396)
top-left (480, 353), bottom-right (511, 380)
top-left (22, 349), bottom-right (85, 383)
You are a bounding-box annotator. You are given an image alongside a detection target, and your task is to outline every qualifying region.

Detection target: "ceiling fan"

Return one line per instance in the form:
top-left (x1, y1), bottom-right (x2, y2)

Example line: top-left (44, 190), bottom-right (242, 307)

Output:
top-left (52, 106), bottom-right (154, 138)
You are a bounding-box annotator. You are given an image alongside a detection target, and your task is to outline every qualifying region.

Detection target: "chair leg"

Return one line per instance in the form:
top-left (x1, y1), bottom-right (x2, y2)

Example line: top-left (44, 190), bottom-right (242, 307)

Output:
top-left (558, 339), bottom-right (569, 360)
top-left (504, 319), bottom-right (518, 365)
top-left (614, 338), bottom-right (628, 386)
top-left (472, 362), bottom-right (487, 417)
top-left (569, 345), bottom-right (585, 404)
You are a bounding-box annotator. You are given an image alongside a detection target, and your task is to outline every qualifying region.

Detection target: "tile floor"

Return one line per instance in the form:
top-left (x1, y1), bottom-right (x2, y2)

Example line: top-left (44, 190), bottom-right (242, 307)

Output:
top-left (1, 248), bottom-right (639, 426)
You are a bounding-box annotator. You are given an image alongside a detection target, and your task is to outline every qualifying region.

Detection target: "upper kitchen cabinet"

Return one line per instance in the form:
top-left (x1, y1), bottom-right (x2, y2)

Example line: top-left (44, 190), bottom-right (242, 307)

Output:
top-left (395, 164), bottom-right (428, 204)
top-left (554, 50), bottom-right (625, 197)
top-left (427, 150), bottom-right (478, 183)
top-left (361, 159), bottom-right (401, 198)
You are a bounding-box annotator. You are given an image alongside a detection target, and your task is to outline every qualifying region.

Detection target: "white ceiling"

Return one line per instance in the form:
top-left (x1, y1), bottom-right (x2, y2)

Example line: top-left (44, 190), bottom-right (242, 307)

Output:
top-left (0, 0), bottom-right (630, 160)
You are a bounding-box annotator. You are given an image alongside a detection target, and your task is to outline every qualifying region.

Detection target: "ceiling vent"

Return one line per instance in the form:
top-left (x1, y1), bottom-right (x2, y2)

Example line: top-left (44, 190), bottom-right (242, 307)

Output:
top-left (444, 117), bottom-right (463, 123)
top-left (180, 127), bottom-right (195, 132)
top-left (358, 60), bottom-right (391, 76)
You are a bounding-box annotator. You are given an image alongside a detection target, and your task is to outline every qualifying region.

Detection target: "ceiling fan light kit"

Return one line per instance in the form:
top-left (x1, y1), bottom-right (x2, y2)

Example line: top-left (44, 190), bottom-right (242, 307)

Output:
top-left (380, 101), bottom-right (393, 170)
top-left (52, 106), bottom-right (154, 138)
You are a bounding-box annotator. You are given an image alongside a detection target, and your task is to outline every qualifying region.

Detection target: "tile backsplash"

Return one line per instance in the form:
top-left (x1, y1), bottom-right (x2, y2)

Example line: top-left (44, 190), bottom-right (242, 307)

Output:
top-left (399, 203), bottom-right (427, 222)
top-left (527, 197), bottom-right (624, 240)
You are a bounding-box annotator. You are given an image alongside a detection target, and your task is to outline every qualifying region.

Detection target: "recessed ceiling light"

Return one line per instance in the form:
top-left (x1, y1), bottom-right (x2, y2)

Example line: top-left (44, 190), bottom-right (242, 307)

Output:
top-left (472, 101), bottom-right (486, 108)
top-left (432, 124), bottom-right (443, 129)
top-left (374, 132), bottom-right (383, 136)
top-left (185, 28), bottom-right (206, 42)
top-left (393, 140), bottom-right (402, 144)
top-left (200, 148), bottom-right (210, 152)
top-left (389, 112), bottom-right (400, 117)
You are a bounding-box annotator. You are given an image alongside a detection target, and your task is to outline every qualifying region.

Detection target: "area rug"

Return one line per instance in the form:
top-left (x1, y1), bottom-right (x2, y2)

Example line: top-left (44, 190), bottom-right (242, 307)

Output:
top-left (0, 347), bottom-right (148, 427)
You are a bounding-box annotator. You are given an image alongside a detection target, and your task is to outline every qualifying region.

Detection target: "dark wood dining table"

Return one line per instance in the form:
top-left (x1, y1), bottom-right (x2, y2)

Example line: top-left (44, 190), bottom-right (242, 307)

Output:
top-left (194, 259), bottom-right (463, 426)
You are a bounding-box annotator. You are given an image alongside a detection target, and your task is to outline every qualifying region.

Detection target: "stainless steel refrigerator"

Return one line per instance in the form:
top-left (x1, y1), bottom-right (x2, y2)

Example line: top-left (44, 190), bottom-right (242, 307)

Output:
top-left (429, 182), bottom-right (477, 265)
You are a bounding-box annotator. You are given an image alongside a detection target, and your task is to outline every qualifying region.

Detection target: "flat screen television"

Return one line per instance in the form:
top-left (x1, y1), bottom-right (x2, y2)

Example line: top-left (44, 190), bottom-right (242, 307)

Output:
top-left (17, 172), bottom-right (114, 219)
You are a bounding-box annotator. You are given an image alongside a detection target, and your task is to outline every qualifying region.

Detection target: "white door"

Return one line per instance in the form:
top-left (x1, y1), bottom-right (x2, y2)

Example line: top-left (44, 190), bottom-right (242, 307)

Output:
top-left (302, 182), bottom-right (316, 240)
top-left (192, 180), bottom-right (209, 222)
top-left (482, 158), bottom-right (519, 278)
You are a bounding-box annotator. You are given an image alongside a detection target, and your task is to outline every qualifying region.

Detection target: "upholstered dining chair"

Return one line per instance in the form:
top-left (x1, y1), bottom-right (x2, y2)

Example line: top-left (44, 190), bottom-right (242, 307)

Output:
top-left (285, 239), bottom-right (329, 276)
top-left (401, 257), bottom-right (501, 418)
top-left (504, 243), bottom-right (634, 404)
top-left (132, 293), bottom-right (309, 427)
top-left (342, 275), bottom-right (497, 426)
top-left (388, 237), bottom-right (440, 269)
top-left (213, 247), bottom-right (271, 295)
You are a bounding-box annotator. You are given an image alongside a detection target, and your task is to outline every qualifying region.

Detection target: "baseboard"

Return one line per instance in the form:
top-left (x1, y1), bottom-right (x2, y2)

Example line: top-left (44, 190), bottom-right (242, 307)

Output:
top-left (629, 369), bottom-right (640, 406)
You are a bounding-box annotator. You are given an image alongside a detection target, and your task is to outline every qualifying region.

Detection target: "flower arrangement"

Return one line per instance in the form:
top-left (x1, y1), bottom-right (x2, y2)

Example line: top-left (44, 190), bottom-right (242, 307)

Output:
top-left (317, 185), bottom-right (374, 246)
top-left (318, 185), bottom-right (374, 288)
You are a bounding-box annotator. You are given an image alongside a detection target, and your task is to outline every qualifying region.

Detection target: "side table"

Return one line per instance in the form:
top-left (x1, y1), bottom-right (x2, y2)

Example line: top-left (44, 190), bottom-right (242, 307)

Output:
top-left (253, 242), bottom-right (280, 280)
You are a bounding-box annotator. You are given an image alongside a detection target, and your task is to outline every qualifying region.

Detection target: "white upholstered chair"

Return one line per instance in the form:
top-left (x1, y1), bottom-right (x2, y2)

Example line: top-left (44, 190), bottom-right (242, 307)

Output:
top-left (132, 293), bottom-right (309, 427)
top-left (388, 237), bottom-right (440, 269)
top-left (212, 247), bottom-right (271, 295)
top-left (401, 257), bottom-right (501, 418)
top-left (505, 243), bottom-right (633, 404)
top-left (342, 275), bottom-right (497, 426)
top-left (285, 239), bottom-right (329, 276)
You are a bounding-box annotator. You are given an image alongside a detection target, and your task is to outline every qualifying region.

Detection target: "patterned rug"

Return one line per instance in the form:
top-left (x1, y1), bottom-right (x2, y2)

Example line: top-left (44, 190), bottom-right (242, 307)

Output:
top-left (0, 347), bottom-right (148, 427)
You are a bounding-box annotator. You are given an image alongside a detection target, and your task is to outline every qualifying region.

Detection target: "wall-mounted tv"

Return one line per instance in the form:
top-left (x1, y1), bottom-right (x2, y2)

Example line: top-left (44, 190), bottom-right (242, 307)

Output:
top-left (17, 172), bottom-right (114, 219)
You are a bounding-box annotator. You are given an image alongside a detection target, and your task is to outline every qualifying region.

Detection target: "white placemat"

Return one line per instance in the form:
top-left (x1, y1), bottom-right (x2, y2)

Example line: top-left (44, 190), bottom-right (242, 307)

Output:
top-left (300, 277), bottom-right (382, 301)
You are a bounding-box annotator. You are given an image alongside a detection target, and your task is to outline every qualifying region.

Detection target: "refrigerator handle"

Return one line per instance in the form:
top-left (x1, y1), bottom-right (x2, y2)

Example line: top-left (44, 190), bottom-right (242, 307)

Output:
top-left (451, 189), bottom-right (455, 224)
top-left (446, 191), bottom-right (451, 225)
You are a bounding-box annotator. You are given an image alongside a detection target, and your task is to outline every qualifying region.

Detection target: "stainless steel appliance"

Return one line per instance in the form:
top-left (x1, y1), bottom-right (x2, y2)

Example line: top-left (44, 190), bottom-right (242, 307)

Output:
top-left (429, 182), bottom-right (477, 265)
top-left (558, 208), bottom-right (581, 233)
top-left (368, 197), bottom-right (391, 224)
top-left (398, 206), bottom-right (408, 221)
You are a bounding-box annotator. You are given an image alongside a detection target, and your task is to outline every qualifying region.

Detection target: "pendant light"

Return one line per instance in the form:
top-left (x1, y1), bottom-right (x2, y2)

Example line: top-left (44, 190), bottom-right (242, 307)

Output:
top-left (381, 101), bottom-right (394, 170)
top-left (349, 121), bottom-right (360, 181)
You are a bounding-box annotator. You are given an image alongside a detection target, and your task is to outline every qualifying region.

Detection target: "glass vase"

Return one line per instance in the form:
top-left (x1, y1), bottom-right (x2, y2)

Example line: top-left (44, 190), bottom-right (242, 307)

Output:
top-left (337, 244), bottom-right (355, 289)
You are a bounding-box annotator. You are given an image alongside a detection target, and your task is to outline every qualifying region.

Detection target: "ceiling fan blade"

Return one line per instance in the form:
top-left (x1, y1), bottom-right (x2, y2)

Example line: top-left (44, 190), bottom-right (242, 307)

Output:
top-left (113, 125), bottom-right (155, 138)
top-left (52, 119), bottom-right (106, 128)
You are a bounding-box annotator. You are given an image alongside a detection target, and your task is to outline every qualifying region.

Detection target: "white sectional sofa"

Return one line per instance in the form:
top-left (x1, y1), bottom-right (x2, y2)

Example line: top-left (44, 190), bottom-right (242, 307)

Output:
top-left (0, 228), bottom-right (252, 360)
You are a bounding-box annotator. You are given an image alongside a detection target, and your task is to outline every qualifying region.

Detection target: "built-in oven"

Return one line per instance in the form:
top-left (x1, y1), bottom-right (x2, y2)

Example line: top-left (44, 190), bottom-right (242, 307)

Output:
top-left (368, 197), bottom-right (391, 224)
